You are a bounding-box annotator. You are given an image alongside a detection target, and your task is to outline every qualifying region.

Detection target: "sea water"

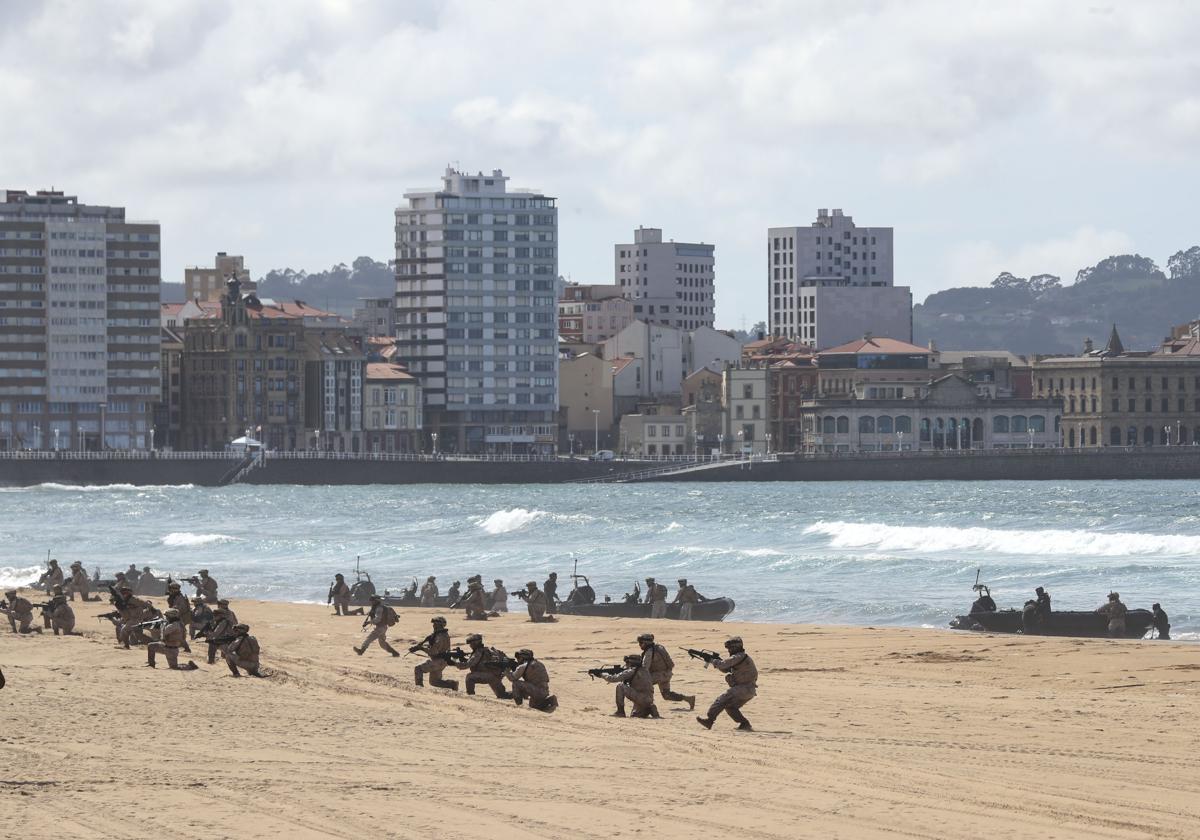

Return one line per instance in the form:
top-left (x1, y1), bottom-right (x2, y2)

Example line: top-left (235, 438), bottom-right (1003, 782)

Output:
top-left (1, 480), bottom-right (1197, 636)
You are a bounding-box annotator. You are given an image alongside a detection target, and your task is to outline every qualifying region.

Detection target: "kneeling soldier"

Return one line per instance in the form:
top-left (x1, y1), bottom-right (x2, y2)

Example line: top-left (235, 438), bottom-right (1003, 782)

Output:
top-left (50, 593), bottom-right (79, 636)
top-left (506, 648), bottom-right (557, 712)
top-left (145, 609), bottom-right (197, 670)
top-left (456, 633), bottom-right (513, 699)
top-left (2, 590), bottom-right (41, 634)
top-left (696, 636), bottom-right (757, 732)
top-left (603, 653), bottom-right (660, 718)
top-left (225, 624), bottom-right (264, 677)
top-left (413, 615), bottom-right (459, 691)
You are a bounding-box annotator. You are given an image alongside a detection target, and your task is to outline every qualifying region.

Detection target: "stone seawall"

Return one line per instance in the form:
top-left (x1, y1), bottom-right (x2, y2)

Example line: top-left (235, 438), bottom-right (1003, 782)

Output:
top-left (2, 448), bottom-right (1200, 487)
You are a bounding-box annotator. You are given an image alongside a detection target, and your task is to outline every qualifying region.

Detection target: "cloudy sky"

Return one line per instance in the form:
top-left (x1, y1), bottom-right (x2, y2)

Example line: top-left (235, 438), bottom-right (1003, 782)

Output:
top-left (4, 0), bottom-right (1199, 328)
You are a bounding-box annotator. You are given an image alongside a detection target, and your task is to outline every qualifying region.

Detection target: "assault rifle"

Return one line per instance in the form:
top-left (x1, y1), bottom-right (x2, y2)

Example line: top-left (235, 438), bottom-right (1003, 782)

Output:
top-left (482, 656), bottom-right (519, 671)
top-left (107, 584), bottom-right (129, 611)
top-left (209, 633), bottom-right (241, 647)
top-left (583, 664), bottom-right (625, 680)
top-left (133, 617), bottom-right (167, 631)
top-left (192, 620), bottom-right (214, 640)
top-left (680, 647), bottom-right (722, 667)
top-left (442, 646), bottom-right (468, 665)
top-left (96, 611), bottom-right (122, 623)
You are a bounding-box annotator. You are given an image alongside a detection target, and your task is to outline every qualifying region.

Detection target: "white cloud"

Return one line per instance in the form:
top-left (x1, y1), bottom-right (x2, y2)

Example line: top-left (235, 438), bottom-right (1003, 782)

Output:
top-left (943, 227), bottom-right (1137, 289)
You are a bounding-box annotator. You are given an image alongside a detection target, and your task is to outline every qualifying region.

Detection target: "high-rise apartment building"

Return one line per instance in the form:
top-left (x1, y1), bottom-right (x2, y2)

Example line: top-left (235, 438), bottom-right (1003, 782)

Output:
top-left (185, 252), bottom-right (253, 302)
top-left (0, 189), bottom-right (160, 451)
top-left (394, 167), bottom-right (558, 454)
top-left (768, 209), bottom-right (911, 349)
top-left (614, 227), bottom-right (715, 330)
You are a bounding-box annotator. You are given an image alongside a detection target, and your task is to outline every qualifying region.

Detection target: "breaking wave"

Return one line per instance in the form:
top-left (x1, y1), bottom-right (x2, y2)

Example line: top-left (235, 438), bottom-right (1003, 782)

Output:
top-left (160, 532), bottom-right (239, 548)
top-left (0, 565), bottom-right (43, 589)
top-left (0, 483), bottom-right (195, 493)
top-left (804, 521), bottom-right (1200, 557)
top-left (477, 508), bottom-right (546, 535)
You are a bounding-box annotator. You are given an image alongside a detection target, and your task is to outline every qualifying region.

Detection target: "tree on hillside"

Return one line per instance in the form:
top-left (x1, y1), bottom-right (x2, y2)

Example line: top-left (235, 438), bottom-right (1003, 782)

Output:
top-left (1074, 254), bottom-right (1163, 285)
top-left (1167, 246), bottom-right (1200, 279)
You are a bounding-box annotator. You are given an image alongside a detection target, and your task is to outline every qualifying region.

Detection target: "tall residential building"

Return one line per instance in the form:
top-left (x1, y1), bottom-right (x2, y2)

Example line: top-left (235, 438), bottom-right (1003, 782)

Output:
top-left (185, 252), bottom-right (252, 302)
top-left (394, 167), bottom-right (558, 454)
top-left (615, 227), bottom-right (715, 330)
top-left (0, 189), bottom-right (160, 451)
top-left (768, 209), bottom-right (911, 349)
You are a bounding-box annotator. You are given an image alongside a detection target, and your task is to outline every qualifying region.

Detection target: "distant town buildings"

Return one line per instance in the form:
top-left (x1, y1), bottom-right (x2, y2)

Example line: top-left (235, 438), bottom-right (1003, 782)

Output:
top-left (558, 283), bottom-right (634, 343)
top-left (395, 167), bottom-right (558, 454)
top-left (363, 362), bottom-right (422, 452)
top-left (615, 226), bottom-right (715, 330)
top-left (0, 188), bottom-right (160, 451)
top-left (353, 297), bottom-right (395, 336)
top-left (185, 252), bottom-right (253, 303)
top-left (768, 209), bottom-right (911, 349)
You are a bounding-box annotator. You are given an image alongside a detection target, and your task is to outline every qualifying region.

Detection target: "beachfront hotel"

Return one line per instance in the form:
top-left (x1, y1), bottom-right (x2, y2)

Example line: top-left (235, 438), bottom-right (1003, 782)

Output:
top-left (0, 189), bottom-right (161, 451)
top-left (394, 167), bottom-right (559, 454)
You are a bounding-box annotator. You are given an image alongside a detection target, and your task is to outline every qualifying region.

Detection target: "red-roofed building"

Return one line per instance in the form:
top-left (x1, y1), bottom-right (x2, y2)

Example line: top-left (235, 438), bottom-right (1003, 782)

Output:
top-left (363, 363), bottom-right (422, 452)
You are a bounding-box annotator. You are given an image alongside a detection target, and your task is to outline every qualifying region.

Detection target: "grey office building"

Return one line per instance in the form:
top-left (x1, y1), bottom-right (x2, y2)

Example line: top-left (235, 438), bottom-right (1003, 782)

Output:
top-left (394, 168), bottom-right (558, 454)
top-left (0, 189), bottom-right (160, 451)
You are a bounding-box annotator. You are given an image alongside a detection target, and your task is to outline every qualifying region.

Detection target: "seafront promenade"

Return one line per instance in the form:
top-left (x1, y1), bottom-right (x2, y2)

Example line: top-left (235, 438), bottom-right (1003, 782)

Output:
top-left (4, 445), bottom-right (1200, 486)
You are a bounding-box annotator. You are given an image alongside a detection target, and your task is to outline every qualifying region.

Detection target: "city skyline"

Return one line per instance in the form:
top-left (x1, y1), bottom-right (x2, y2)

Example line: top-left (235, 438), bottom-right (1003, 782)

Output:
top-left (4, 2), bottom-right (1200, 331)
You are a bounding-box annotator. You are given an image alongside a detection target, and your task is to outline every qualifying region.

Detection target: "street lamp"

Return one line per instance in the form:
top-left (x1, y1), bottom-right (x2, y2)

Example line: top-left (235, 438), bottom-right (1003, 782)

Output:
top-left (1164, 425), bottom-right (1171, 447)
top-left (315, 429), bottom-right (322, 452)
top-left (54, 428), bottom-right (60, 451)
top-left (765, 432), bottom-right (772, 456)
top-left (432, 431), bottom-right (438, 457)
top-left (568, 432), bottom-right (574, 457)
top-left (695, 433), bottom-right (703, 459)
top-left (592, 409), bottom-right (600, 453)
top-left (717, 432), bottom-right (724, 456)
top-left (897, 430), bottom-right (903, 451)
top-left (736, 429), bottom-right (744, 459)
top-left (33, 423), bottom-right (40, 451)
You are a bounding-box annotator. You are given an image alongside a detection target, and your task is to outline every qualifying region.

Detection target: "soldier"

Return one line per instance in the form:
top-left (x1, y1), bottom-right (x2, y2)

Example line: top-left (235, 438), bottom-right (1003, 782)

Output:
top-left (115, 587), bottom-right (156, 649)
top-left (412, 615), bottom-right (459, 691)
top-left (672, 579), bottom-right (706, 621)
top-left (354, 594), bottom-right (400, 656)
top-left (638, 632), bottom-right (695, 710)
top-left (138, 565), bottom-right (158, 595)
top-left (1097, 592), bottom-right (1128, 638)
top-left (224, 624), bottom-right (264, 677)
top-left (1151, 603), bottom-right (1171, 640)
top-left (164, 582), bottom-right (193, 652)
top-left (445, 580), bottom-right (462, 607)
top-left (490, 579), bottom-right (508, 613)
top-left (125, 564), bottom-right (142, 589)
top-left (190, 595), bottom-right (214, 639)
top-left (543, 572), bottom-right (559, 614)
top-left (460, 580), bottom-right (489, 621)
top-left (195, 569), bottom-right (218, 603)
top-left (644, 577), bottom-right (668, 619)
top-left (328, 573), bottom-right (363, 616)
top-left (203, 600), bottom-right (238, 664)
top-left (49, 592), bottom-right (79, 636)
top-left (454, 633), bottom-right (513, 699)
top-left (145, 609), bottom-right (197, 670)
top-left (419, 576), bottom-right (438, 607)
top-left (113, 571), bottom-right (129, 593)
top-left (696, 636), bottom-right (757, 732)
top-left (506, 648), bottom-right (557, 712)
top-left (2, 590), bottom-right (41, 634)
top-left (38, 559), bottom-right (64, 590)
top-left (602, 653), bottom-right (659, 718)
top-left (522, 581), bottom-right (555, 623)
top-left (65, 561), bottom-right (96, 602)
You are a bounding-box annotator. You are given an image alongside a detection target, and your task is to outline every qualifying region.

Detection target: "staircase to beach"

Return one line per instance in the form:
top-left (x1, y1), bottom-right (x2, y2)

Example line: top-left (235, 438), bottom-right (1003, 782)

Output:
top-left (217, 451), bottom-right (266, 486)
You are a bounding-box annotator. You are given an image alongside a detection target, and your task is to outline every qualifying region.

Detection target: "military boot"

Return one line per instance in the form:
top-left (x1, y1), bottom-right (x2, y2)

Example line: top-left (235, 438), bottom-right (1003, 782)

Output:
top-left (414, 667), bottom-right (424, 687)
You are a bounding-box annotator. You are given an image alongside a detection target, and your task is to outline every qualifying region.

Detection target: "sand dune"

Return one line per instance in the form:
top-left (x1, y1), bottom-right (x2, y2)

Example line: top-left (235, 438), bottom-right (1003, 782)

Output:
top-left (2, 593), bottom-right (1198, 839)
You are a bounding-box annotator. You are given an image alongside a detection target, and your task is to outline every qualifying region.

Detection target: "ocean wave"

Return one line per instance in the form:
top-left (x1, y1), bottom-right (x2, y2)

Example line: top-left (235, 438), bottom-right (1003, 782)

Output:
top-left (0, 565), bottom-right (43, 588)
top-left (160, 532), bottom-right (240, 547)
top-left (665, 522), bottom-right (682, 531)
top-left (0, 482), bottom-right (195, 493)
top-left (805, 521), bottom-right (1200, 557)
top-left (477, 508), bottom-right (546, 535)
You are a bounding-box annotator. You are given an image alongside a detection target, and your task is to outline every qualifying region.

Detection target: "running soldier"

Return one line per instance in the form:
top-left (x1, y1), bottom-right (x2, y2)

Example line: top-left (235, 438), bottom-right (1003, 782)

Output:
top-left (354, 594), bottom-right (400, 656)
top-left (145, 609), bottom-right (197, 670)
top-left (454, 633), bottom-right (513, 699)
top-left (602, 653), bottom-right (659, 718)
top-left (224, 624), bottom-right (264, 677)
top-left (696, 636), bottom-right (758, 732)
top-left (638, 633), bottom-right (695, 710)
top-left (412, 615), bottom-right (459, 691)
top-left (506, 648), bottom-right (557, 712)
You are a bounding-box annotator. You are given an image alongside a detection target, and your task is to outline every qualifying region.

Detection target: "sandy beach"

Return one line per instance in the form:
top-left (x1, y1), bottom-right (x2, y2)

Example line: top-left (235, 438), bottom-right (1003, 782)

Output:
top-left (2, 593), bottom-right (1198, 839)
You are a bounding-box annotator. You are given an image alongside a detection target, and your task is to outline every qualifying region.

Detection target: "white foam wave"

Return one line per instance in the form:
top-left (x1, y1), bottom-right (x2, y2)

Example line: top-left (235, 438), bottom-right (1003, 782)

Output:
top-left (477, 508), bottom-right (546, 535)
top-left (805, 521), bottom-right (1200, 557)
top-left (665, 522), bottom-right (682, 531)
top-left (0, 565), bottom-right (42, 589)
top-left (160, 532), bottom-right (239, 547)
top-left (0, 482), bottom-right (195, 493)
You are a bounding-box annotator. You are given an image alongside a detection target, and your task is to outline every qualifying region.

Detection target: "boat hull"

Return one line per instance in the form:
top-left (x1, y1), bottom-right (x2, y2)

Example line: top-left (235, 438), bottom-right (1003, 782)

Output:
top-left (556, 597), bottom-right (735, 622)
top-left (950, 608), bottom-right (1155, 639)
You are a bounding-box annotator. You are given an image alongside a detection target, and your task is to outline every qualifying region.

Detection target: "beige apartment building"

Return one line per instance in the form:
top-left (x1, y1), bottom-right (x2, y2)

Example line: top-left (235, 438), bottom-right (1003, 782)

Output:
top-left (185, 252), bottom-right (252, 302)
top-left (363, 362), bottom-right (422, 452)
top-left (558, 351), bottom-right (614, 453)
top-left (558, 283), bottom-right (634, 344)
top-left (1032, 326), bottom-right (1200, 447)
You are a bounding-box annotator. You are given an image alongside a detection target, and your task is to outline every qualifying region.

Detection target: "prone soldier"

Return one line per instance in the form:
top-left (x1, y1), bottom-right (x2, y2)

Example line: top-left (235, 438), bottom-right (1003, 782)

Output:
top-left (145, 609), bottom-right (197, 670)
top-left (354, 594), bottom-right (400, 657)
top-left (638, 632), bottom-right (695, 710)
top-left (602, 653), bottom-right (659, 718)
top-left (224, 624), bottom-right (264, 677)
top-left (505, 648), bottom-right (557, 712)
top-left (454, 633), bottom-right (513, 699)
top-left (695, 636), bottom-right (758, 732)
top-left (412, 615), bottom-right (459, 690)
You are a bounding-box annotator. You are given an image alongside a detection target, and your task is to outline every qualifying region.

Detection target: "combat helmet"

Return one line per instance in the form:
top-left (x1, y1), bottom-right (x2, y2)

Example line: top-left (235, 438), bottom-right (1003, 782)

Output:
top-left (164, 608), bottom-right (180, 619)
top-left (637, 633), bottom-right (654, 644)
top-left (465, 633), bottom-right (483, 645)
top-left (515, 648), bottom-right (533, 660)
top-left (1109, 592), bottom-right (1120, 600)
top-left (724, 636), bottom-right (744, 652)
top-left (233, 623), bottom-right (249, 632)
top-left (431, 616), bottom-right (447, 626)
top-left (623, 653), bottom-right (642, 665)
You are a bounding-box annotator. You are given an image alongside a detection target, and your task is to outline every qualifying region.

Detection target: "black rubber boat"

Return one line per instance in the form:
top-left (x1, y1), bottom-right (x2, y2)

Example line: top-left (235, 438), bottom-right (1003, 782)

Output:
top-left (950, 607), bottom-right (1155, 638)
top-left (557, 597), bottom-right (735, 621)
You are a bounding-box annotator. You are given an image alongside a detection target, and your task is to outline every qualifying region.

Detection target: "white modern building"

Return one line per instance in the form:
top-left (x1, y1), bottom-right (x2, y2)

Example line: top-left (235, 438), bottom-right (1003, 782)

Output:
top-left (615, 226), bottom-right (715, 330)
top-left (0, 189), bottom-right (161, 451)
top-left (394, 167), bottom-right (558, 454)
top-left (768, 209), bottom-right (911, 349)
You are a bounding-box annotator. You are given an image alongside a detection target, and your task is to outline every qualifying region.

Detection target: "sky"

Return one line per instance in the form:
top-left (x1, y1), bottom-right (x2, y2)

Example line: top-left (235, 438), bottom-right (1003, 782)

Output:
top-left (4, 0), bottom-right (1200, 330)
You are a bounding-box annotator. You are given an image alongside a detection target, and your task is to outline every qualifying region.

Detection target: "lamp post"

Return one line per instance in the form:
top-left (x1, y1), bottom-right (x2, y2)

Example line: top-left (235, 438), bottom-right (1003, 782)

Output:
top-left (765, 432), bottom-right (772, 456)
top-left (592, 409), bottom-right (600, 454)
top-left (897, 430), bottom-right (903, 451)
top-left (33, 423), bottom-right (40, 451)
top-left (54, 428), bottom-right (60, 451)
top-left (736, 430), bottom-right (744, 459)
top-left (316, 429), bottom-right (322, 452)
top-left (1164, 425), bottom-right (1171, 447)
top-left (717, 432), bottom-right (724, 456)
top-left (1028, 427), bottom-right (1034, 449)
top-left (568, 432), bottom-right (574, 457)
top-left (432, 431), bottom-right (439, 457)
top-left (695, 433), bottom-right (703, 459)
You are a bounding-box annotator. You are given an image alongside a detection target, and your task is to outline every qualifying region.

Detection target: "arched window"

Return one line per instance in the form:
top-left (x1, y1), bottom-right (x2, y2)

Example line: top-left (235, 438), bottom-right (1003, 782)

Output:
top-left (1054, 416), bottom-right (1061, 433)
top-left (993, 415), bottom-right (1010, 433)
top-left (1068, 428), bottom-right (1076, 447)
top-left (1089, 426), bottom-right (1097, 446)
top-left (1127, 426), bottom-right (1137, 445)
top-left (859, 416), bottom-right (876, 433)
top-left (1012, 415), bottom-right (1028, 433)
top-left (896, 416), bottom-right (912, 434)
top-left (836, 416), bottom-right (849, 434)
top-left (1029, 415), bottom-right (1046, 433)
top-left (821, 416), bottom-right (835, 435)
top-left (877, 415), bottom-right (894, 434)
top-left (919, 418), bottom-right (931, 441)
top-left (972, 417), bottom-right (984, 442)
top-left (1144, 426), bottom-right (1155, 445)
top-left (1110, 426), bottom-right (1121, 446)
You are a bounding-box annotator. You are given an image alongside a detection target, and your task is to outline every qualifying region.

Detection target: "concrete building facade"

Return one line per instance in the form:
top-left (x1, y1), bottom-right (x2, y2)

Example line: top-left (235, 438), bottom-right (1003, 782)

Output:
top-left (615, 226), bottom-right (715, 330)
top-left (362, 362), bottom-right (420, 453)
top-left (353, 297), bottom-right (396, 337)
top-left (558, 283), bottom-right (634, 343)
top-left (768, 209), bottom-right (911, 348)
top-left (0, 189), bottom-right (160, 451)
top-left (618, 408), bottom-right (688, 457)
top-left (723, 362), bottom-right (771, 454)
top-left (185, 252), bottom-right (252, 303)
top-left (395, 167), bottom-right (558, 454)
top-left (558, 351), bottom-right (614, 453)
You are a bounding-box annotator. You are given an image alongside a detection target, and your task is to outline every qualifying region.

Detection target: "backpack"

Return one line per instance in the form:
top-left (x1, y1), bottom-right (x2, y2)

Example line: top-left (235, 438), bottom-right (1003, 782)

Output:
top-left (655, 644), bottom-right (674, 671)
top-left (384, 606), bottom-right (399, 627)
